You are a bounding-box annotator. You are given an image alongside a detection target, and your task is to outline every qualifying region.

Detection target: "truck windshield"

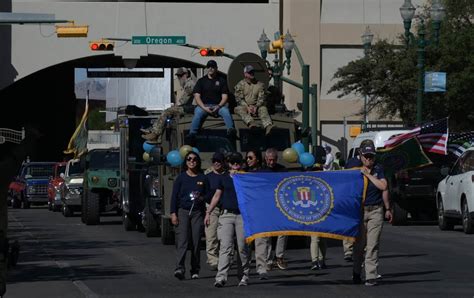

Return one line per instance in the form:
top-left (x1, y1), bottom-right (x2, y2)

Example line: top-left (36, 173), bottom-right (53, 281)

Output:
top-left (89, 151), bottom-right (119, 169)
top-left (186, 130), bottom-right (236, 153)
top-left (25, 165), bottom-right (54, 178)
top-left (57, 165), bottom-right (66, 176)
top-left (239, 128), bottom-right (291, 152)
top-left (69, 163), bottom-right (83, 176)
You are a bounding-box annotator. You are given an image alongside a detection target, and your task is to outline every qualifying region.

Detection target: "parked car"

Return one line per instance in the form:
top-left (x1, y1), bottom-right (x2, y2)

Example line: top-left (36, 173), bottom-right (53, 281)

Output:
top-left (60, 159), bottom-right (84, 217)
top-left (9, 161), bottom-right (56, 208)
top-left (47, 161), bottom-right (67, 211)
top-left (436, 147), bottom-right (474, 234)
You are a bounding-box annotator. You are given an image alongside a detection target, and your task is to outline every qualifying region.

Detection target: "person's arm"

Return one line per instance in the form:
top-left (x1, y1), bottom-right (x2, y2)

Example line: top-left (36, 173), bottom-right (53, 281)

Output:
top-left (215, 78), bottom-right (229, 110)
top-left (204, 189), bottom-right (222, 226)
top-left (361, 167), bottom-right (388, 191)
top-left (216, 93), bottom-right (228, 108)
top-left (177, 79), bottom-right (195, 106)
top-left (255, 83), bottom-right (266, 108)
top-left (170, 175), bottom-right (182, 226)
top-left (234, 81), bottom-right (247, 107)
top-left (382, 190), bottom-right (393, 223)
top-left (194, 93), bottom-right (212, 114)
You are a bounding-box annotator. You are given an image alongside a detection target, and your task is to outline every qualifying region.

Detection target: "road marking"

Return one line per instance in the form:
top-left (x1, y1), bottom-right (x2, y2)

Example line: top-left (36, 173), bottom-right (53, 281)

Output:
top-left (73, 280), bottom-right (99, 298)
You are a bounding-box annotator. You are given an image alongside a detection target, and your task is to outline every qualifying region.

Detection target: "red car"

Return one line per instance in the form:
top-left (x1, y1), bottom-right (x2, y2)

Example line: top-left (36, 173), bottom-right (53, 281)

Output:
top-left (48, 162), bottom-right (67, 211)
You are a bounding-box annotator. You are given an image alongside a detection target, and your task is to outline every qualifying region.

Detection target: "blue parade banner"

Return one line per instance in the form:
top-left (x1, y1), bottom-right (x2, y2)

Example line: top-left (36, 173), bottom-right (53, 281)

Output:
top-left (233, 170), bottom-right (367, 243)
top-left (424, 72), bottom-right (446, 92)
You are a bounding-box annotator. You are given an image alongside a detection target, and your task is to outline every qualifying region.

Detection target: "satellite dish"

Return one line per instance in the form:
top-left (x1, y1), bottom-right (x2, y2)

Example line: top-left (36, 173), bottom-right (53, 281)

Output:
top-left (227, 52), bottom-right (269, 92)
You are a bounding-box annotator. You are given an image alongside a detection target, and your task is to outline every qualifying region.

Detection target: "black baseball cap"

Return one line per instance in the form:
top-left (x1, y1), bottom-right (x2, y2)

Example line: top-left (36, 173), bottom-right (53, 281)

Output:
top-left (212, 152), bottom-right (225, 163)
top-left (206, 60), bottom-right (218, 68)
top-left (360, 143), bottom-right (376, 155)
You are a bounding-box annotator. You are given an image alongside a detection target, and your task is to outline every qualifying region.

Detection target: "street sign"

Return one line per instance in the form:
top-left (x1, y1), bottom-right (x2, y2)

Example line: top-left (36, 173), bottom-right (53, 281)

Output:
top-left (132, 36), bottom-right (186, 45)
top-left (425, 72), bottom-right (446, 92)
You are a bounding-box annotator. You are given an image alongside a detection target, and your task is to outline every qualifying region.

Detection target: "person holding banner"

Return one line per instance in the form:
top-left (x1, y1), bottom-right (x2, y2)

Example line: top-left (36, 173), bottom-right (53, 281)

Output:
top-left (352, 142), bottom-right (392, 286)
top-left (170, 152), bottom-right (210, 281)
top-left (205, 152), bottom-right (251, 288)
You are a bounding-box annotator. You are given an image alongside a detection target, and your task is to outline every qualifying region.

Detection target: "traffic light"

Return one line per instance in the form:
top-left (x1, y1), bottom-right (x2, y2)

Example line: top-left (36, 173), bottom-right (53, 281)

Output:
top-left (89, 40), bottom-right (115, 51)
top-left (199, 47), bottom-right (224, 56)
top-left (55, 23), bottom-right (89, 38)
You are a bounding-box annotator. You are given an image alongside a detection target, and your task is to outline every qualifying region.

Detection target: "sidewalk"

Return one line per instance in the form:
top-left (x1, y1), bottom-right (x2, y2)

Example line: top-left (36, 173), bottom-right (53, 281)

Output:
top-left (5, 213), bottom-right (84, 298)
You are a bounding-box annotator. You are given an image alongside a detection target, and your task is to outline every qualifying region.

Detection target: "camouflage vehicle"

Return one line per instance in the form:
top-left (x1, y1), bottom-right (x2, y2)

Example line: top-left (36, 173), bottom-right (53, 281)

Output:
top-left (81, 148), bottom-right (120, 225)
top-left (118, 104), bottom-right (298, 243)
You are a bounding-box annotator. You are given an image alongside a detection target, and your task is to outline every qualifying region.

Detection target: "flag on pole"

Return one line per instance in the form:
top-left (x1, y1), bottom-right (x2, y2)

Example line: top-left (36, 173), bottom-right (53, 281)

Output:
top-left (233, 170), bottom-right (367, 243)
top-left (376, 137), bottom-right (433, 178)
top-left (64, 92), bottom-right (89, 158)
top-left (448, 132), bottom-right (474, 157)
top-left (383, 118), bottom-right (448, 155)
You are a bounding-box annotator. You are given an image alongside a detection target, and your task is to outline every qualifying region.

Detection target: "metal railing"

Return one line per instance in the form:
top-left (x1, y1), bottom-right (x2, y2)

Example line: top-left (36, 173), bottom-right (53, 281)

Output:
top-left (0, 127), bottom-right (25, 144)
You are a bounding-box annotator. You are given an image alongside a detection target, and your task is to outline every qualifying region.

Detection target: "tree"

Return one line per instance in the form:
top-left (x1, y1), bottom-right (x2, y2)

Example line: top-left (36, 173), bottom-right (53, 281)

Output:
top-left (329, 0), bottom-right (474, 130)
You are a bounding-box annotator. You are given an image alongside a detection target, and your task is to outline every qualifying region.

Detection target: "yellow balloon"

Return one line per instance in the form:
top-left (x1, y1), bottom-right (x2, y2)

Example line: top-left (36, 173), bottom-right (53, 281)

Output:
top-left (179, 145), bottom-right (193, 158)
top-left (142, 152), bottom-right (151, 162)
top-left (283, 148), bottom-right (298, 163)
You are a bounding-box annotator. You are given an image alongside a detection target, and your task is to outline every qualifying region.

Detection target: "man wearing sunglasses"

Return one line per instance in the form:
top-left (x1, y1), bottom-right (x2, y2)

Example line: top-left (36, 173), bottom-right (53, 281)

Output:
top-left (141, 67), bottom-right (196, 144)
top-left (352, 142), bottom-right (392, 286)
top-left (188, 60), bottom-right (236, 140)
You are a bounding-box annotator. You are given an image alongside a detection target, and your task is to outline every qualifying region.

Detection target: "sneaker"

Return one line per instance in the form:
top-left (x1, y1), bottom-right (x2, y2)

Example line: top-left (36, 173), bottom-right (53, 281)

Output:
top-left (275, 257), bottom-right (287, 270)
top-left (318, 260), bottom-right (327, 269)
top-left (214, 280), bottom-right (225, 288)
top-left (344, 255), bottom-right (353, 262)
top-left (365, 279), bottom-right (377, 286)
top-left (140, 127), bottom-right (152, 134)
top-left (141, 132), bottom-right (158, 141)
top-left (376, 274), bottom-right (382, 280)
top-left (174, 269), bottom-right (185, 280)
top-left (191, 273), bottom-right (199, 279)
top-left (310, 261), bottom-right (319, 271)
top-left (266, 263), bottom-right (273, 271)
top-left (259, 273), bottom-right (269, 280)
top-left (238, 278), bottom-right (248, 287)
top-left (352, 272), bottom-right (362, 284)
top-left (265, 124), bottom-right (274, 136)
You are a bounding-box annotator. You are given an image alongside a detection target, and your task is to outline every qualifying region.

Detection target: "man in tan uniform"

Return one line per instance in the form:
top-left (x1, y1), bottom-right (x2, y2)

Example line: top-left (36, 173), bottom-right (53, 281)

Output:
top-left (142, 67), bottom-right (196, 143)
top-left (234, 65), bottom-right (273, 135)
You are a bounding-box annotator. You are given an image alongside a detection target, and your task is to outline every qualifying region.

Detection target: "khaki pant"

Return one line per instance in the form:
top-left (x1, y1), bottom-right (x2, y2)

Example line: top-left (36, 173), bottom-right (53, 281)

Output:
top-left (234, 105), bottom-right (272, 128)
top-left (204, 205), bottom-right (221, 267)
top-left (343, 239), bottom-right (354, 258)
top-left (151, 105), bottom-right (184, 143)
top-left (266, 235), bottom-right (287, 265)
top-left (353, 205), bottom-right (384, 280)
top-left (310, 236), bottom-right (326, 262)
top-left (215, 213), bottom-right (250, 283)
top-left (254, 237), bottom-right (271, 274)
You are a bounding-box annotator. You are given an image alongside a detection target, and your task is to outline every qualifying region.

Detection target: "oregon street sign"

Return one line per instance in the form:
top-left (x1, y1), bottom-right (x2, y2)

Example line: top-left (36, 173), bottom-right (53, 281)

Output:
top-left (132, 36), bottom-right (186, 45)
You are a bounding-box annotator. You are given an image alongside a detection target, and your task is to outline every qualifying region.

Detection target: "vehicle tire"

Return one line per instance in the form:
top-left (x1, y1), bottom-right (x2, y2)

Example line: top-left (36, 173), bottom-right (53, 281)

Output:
top-left (461, 198), bottom-right (474, 234)
top-left (391, 201), bottom-right (408, 226)
top-left (437, 196), bottom-right (454, 231)
top-left (122, 212), bottom-right (136, 231)
top-left (161, 217), bottom-right (175, 245)
top-left (63, 205), bottom-right (73, 217)
top-left (81, 193), bottom-right (87, 224)
top-left (85, 191), bottom-right (100, 225)
top-left (144, 205), bottom-right (160, 238)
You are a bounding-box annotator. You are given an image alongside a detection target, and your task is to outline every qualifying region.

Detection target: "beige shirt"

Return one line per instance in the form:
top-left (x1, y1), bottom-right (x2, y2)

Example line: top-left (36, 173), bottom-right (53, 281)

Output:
top-left (177, 77), bottom-right (196, 106)
top-left (234, 79), bottom-right (266, 107)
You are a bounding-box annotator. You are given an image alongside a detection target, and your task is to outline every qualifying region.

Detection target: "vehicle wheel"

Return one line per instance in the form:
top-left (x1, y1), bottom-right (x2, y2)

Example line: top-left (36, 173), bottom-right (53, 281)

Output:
top-left (437, 197), bottom-right (454, 230)
top-left (81, 193), bottom-right (87, 224)
top-left (85, 191), bottom-right (100, 225)
top-left (144, 205), bottom-right (160, 237)
top-left (161, 217), bottom-right (175, 245)
top-left (122, 212), bottom-right (136, 231)
top-left (62, 205), bottom-right (73, 217)
top-left (391, 201), bottom-right (408, 226)
top-left (461, 198), bottom-right (474, 234)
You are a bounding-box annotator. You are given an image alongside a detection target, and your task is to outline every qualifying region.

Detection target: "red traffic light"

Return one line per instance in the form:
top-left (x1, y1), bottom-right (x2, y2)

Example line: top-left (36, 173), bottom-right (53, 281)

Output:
top-left (89, 40), bottom-right (114, 51)
top-left (199, 48), bottom-right (208, 56)
top-left (199, 47), bottom-right (224, 56)
top-left (90, 43), bottom-right (99, 50)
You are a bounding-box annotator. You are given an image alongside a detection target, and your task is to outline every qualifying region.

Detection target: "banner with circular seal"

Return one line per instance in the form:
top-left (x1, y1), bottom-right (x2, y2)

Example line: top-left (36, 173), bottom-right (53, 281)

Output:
top-left (275, 175), bottom-right (334, 225)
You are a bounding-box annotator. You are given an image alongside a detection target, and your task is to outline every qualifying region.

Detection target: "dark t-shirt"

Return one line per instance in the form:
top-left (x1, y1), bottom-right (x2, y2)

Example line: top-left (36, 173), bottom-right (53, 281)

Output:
top-left (345, 157), bottom-right (362, 169)
top-left (364, 164), bottom-right (385, 206)
top-left (259, 163), bottom-right (286, 172)
top-left (170, 172), bottom-right (210, 213)
top-left (193, 75), bottom-right (229, 105)
top-left (206, 171), bottom-right (225, 204)
top-left (217, 173), bottom-right (239, 211)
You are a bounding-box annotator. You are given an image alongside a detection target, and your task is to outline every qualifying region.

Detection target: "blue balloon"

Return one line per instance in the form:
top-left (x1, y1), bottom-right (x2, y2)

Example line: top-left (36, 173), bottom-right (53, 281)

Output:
top-left (291, 142), bottom-right (305, 155)
top-left (299, 152), bottom-right (315, 167)
top-left (192, 147), bottom-right (200, 154)
top-left (143, 142), bottom-right (156, 153)
top-left (167, 150), bottom-right (183, 167)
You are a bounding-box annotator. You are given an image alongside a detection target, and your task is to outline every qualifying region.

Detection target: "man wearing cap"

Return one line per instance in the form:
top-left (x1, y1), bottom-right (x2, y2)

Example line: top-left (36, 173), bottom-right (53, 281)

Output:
top-left (352, 142), bottom-right (393, 287)
top-left (204, 152), bottom-right (227, 270)
top-left (189, 60), bottom-right (236, 139)
top-left (234, 65), bottom-right (274, 135)
top-left (142, 67), bottom-right (196, 143)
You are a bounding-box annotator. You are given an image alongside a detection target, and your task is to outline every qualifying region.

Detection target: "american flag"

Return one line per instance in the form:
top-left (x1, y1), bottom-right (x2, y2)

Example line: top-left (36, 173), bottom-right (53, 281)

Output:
top-left (448, 131), bottom-right (474, 157)
top-left (384, 118), bottom-right (448, 155)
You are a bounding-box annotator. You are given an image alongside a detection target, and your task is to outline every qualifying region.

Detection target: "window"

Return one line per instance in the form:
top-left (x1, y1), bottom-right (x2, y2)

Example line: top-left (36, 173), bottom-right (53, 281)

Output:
top-left (89, 151), bottom-right (120, 169)
top-left (460, 151), bottom-right (474, 173)
top-left (185, 129), bottom-right (236, 153)
top-left (26, 165), bottom-right (54, 178)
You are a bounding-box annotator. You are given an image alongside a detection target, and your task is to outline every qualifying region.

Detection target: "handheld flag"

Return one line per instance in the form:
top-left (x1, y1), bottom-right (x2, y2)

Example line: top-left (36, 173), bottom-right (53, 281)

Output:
top-left (233, 170), bottom-right (366, 243)
top-left (64, 92), bottom-right (89, 158)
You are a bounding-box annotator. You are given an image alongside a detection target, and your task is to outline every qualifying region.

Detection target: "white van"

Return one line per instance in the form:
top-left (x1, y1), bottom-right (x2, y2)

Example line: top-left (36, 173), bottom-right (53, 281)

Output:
top-left (348, 130), bottom-right (410, 158)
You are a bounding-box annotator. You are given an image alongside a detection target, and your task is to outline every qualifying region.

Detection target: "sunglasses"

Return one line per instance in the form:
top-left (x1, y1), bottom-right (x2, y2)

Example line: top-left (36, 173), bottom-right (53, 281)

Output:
top-left (246, 156), bottom-right (255, 160)
top-left (186, 157), bottom-right (198, 162)
top-left (229, 161), bottom-right (241, 165)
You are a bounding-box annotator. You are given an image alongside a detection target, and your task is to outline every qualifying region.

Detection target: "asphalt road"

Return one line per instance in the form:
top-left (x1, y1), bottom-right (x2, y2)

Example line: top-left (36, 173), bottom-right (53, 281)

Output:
top-left (5, 207), bottom-right (474, 298)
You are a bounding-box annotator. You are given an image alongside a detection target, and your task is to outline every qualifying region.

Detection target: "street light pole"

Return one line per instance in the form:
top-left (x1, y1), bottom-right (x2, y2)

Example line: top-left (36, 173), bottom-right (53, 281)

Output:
top-left (361, 26), bottom-right (374, 132)
top-left (416, 20), bottom-right (426, 125)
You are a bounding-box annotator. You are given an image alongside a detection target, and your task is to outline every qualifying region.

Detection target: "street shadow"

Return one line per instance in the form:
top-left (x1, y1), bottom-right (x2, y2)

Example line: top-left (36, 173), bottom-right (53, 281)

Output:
top-left (380, 270), bottom-right (440, 278)
top-left (379, 253), bottom-right (428, 259)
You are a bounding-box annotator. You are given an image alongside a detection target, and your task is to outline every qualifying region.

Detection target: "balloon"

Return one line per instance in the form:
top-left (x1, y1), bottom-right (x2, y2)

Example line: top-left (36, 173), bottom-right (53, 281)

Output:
top-left (282, 148), bottom-right (298, 163)
top-left (192, 147), bottom-right (200, 154)
top-left (142, 152), bottom-right (151, 162)
top-left (143, 141), bottom-right (156, 153)
top-left (291, 142), bottom-right (305, 155)
top-left (179, 145), bottom-right (193, 158)
top-left (167, 150), bottom-right (183, 167)
top-left (299, 152), bottom-right (315, 167)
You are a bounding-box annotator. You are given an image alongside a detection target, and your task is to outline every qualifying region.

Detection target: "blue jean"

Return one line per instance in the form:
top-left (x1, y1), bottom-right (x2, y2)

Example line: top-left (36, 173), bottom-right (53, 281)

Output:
top-left (189, 104), bottom-right (234, 134)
